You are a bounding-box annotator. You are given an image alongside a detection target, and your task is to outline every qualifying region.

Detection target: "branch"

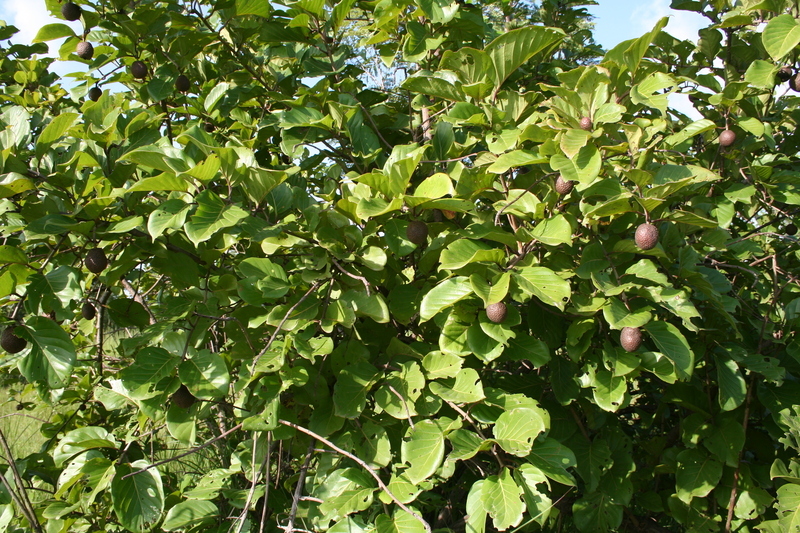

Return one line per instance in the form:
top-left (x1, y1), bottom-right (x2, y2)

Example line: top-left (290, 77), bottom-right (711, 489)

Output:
top-left (278, 419), bottom-right (432, 533)
top-left (122, 423), bottom-right (243, 478)
top-left (0, 427), bottom-right (43, 533)
top-left (284, 439), bottom-right (316, 533)
top-left (331, 258), bottom-right (371, 296)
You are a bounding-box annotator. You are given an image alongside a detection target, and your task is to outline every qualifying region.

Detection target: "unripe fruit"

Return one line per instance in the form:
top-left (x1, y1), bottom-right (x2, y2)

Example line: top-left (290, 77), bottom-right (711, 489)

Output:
top-left (786, 223), bottom-right (798, 236)
top-left (719, 129), bottom-right (736, 147)
top-left (486, 302), bottom-right (508, 324)
top-left (620, 327), bottom-right (642, 352)
top-left (406, 220), bottom-right (428, 245)
top-left (130, 60), bottom-right (148, 79)
top-left (777, 66), bottom-right (793, 82)
top-left (76, 41), bottom-right (93, 60)
top-left (61, 2), bottom-right (81, 21)
top-left (88, 87), bottom-right (102, 101)
top-left (635, 223), bottom-right (659, 251)
top-left (1, 327), bottom-right (26, 354)
top-left (81, 302), bottom-right (96, 320)
top-left (555, 175), bottom-right (574, 195)
top-left (579, 117), bottom-right (592, 131)
top-left (85, 248), bottom-right (108, 274)
top-left (171, 384), bottom-right (197, 409)
top-left (175, 74), bottom-right (190, 92)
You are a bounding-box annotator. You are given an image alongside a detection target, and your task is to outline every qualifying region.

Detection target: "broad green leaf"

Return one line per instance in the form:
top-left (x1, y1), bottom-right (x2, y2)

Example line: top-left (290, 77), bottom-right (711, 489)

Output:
top-left (402, 76), bottom-right (464, 101)
top-left (493, 407), bottom-right (546, 456)
top-left (505, 334), bottom-right (550, 367)
top-left (662, 119), bottom-right (716, 147)
top-left (703, 417), bottom-right (744, 467)
top-left (429, 367), bottom-right (485, 403)
top-left (776, 484), bottom-right (800, 531)
top-left (148, 199), bottom-right (191, 240)
top-left (487, 149), bottom-right (548, 174)
top-left (376, 507), bottom-right (426, 533)
top-left (591, 370), bottom-right (626, 412)
top-left (440, 239), bottom-right (505, 270)
top-left (715, 354), bottom-right (746, 411)
top-left (33, 23), bottom-right (75, 42)
top-left (402, 419), bottom-right (445, 484)
top-left (17, 317), bottom-right (76, 389)
top-left (622, 17), bottom-right (668, 74)
top-left (466, 480), bottom-right (487, 533)
top-left (36, 113), bottom-right (79, 156)
top-left (120, 347), bottom-right (181, 398)
top-left (375, 361), bottom-right (425, 419)
top-left (573, 491), bottom-right (622, 532)
top-left (514, 267), bottom-right (571, 310)
top-left (549, 144), bottom-right (601, 184)
top-left (482, 468), bottom-right (525, 531)
top-left (745, 60), bottom-right (778, 88)
top-left (602, 298), bottom-right (652, 329)
top-left (485, 26), bottom-right (565, 91)
top-left (531, 214), bottom-right (573, 246)
top-left (333, 362), bottom-right (378, 418)
top-left (528, 438), bottom-right (576, 486)
top-left (162, 500), bottom-right (219, 531)
top-left (470, 272), bottom-right (511, 306)
top-left (53, 427), bottom-right (118, 467)
top-left (594, 103), bottom-right (625, 124)
top-left (178, 350), bottom-right (230, 399)
top-left (644, 321), bottom-right (694, 380)
top-left (112, 461), bottom-right (165, 533)
top-left (763, 14), bottom-right (800, 60)
top-left (675, 449), bottom-right (723, 503)
top-left (317, 469), bottom-right (376, 519)
top-left (184, 190), bottom-right (248, 246)
top-left (412, 173), bottom-right (453, 198)
top-left (419, 276), bottom-right (473, 321)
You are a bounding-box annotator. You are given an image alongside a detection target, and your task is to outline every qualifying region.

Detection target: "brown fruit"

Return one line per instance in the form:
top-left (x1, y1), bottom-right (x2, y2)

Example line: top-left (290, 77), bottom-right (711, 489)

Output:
top-left (76, 41), bottom-right (93, 60)
top-left (1, 327), bottom-right (26, 354)
top-left (620, 327), bottom-right (642, 352)
top-left (85, 248), bottom-right (108, 274)
top-left (130, 60), bottom-right (148, 79)
top-left (406, 220), bottom-right (428, 245)
top-left (175, 74), bottom-right (190, 92)
top-left (486, 302), bottom-right (507, 324)
top-left (61, 2), bottom-right (81, 21)
top-left (555, 175), bottom-right (574, 195)
top-left (88, 87), bottom-right (102, 101)
top-left (777, 66), bottom-right (793, 82)
top-left (786, 223), bottom-right (798, 236)
top-left (791, 74), bottom-right (800, 92)
top-left (719, 129), bottom-right (736, 147)
top-left (579, 116), bottom-right (592, 131)
top-left (171, 385), bottom-right (197, 409)
top-left (204, 121), bottom-right (215, 132)
top-left (81, 302), bottom-right (96, 320)
top-left (635, 223), bottom-right (659, 251)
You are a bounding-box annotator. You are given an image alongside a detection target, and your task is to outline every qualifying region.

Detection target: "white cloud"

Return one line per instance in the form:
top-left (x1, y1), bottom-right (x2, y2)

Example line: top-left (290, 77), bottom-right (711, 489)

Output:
top-left (632, 0), bottom-right (706, 43)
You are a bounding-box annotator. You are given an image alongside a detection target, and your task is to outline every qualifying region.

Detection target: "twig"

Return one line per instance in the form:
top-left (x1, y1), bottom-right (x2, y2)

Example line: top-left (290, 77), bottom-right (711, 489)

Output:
top-left (285, 440), bottom-right (316, 533)
top-left (278, 419), bottom-right (432, 533)
top-left (120, 278), bottom-right (156, 325)
top-left (494, 173), bottom-right (555, 227)
top-left (122, 423), bottom-right (243, 478)
top-left (0, 427), bottom-right (42, 532)
top-left (388, 385), bottom-right (414, 428)
top-left (253, 280), bottom-right (328, 367)
top-left (331, 258), bottom-right (371, 296)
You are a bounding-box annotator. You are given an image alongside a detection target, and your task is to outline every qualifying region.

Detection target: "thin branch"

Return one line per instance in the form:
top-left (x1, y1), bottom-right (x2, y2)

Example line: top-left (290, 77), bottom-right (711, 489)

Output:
top-left (278, 419), bottom-right (432, 533)
top-left (0, 427), bottom-right (42, 533)
top-left (285, 439), bottom-right (316, 533)
top-left (331, 258), bottom-right (370, 296)
top-left (122, 423), bottom-right (243, 479)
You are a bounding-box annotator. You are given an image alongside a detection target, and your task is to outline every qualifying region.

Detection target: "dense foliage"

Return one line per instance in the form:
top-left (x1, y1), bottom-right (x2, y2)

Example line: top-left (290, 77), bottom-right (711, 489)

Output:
top-left (0, 0), bottom-right (799, 531)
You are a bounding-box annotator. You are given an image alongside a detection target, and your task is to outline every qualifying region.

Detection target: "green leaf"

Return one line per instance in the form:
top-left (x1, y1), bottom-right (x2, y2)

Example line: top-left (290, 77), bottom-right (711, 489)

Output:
top-left (662, 119), bottom-right (716, 147)
top-left (675, 449), bottom-right (723, 503)
top-left (493, 407), bottom-right (546, 456)
top-left (419, 277), bottom-right (473, 321)
top-left (333, 362), bottom-right (378, 418)
top-left (591, 370), bottom-right (626, 412)
top-left (704, 418), bottom-right (744, 467)
top-left (763, 14), bottom-right (800, 60)
top-left (528, 438), bottom-right (576, 486)
top-left (120, 347), bottom-right (181, 398)
top-left (235, 0), bottom-right (270, 16)
top-left (466, 480), bottom-right (487, 533)
top-left (715, 355), bottom-right (746, 411)
top-left (440, 240), bottom-right (505, 270)
top-left (375, 361), bottom-right (425, 419)
top-left (429, 368), bottom-right (485, 403)
top-left (485, 26), bottom-right (565, 91)
top-left (53, 427), bottom-right (118, 467)
top-left (0, 245), bottom-right (26, 264)
top-left (36, 113), bottom-right (79, 156)
top-left (317, 469), bottom-right (375, 519)
top-left (482, 467), bottom-right (525, 531)
top-left (531, 214), bottom-right (573, 246)
top-left (644, 322), bottom-right (694, 380)
top-left (112, 461), bottom-right (165, 533)
top-left (573, 491), bottom-right (622, 532)
top-left (745, 60), bottom-right (778, 88)
top-left (550, 144), bottom-right (602, 184)
top-left (148, 199), bottom-right (191, 240)
top-left (163, 500), bottom-right (219, 531)
top-left (470, 272), bottom-right (511, 307)
top-left (402, 76), bottom-right (464, 101)
top-left (514, 267), bottom-right (571, 310)
top-left (33, 23), bottom-right (76, 42)
top-left (402, 419), bottom-right (445, 484)
top-left (602, 298), bottom-right (652, 329)
top-left (178, 350), bottom-right (230, 399)
top-left (184, 190), bottom-right (249, 246)
top-left (17, 317), bottom-right (76, 389)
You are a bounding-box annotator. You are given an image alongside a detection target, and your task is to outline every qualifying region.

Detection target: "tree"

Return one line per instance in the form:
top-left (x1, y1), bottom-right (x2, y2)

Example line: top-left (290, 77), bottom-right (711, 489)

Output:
top-left (0, 0), bottom-right (799, 531)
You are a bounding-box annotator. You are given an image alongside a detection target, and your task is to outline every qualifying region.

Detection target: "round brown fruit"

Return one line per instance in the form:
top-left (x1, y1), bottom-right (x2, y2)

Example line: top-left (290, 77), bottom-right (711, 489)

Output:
top-left (777, 66), bottom-right (794, 82)
top-left (406, 220), bottom-right (428, 245)
top-left (579, 116), bottom-right (592, 131)
top-left (204, 122), bottom-right (215, 132)
top-left (719, 129), bottom-right (736, 147)
top-left (791, 74), bottom-right (800, 92)
top-left (620, 327), bottom-right (642, 352)
top-left (635, 223), bottom-right (659, 251)
top-left (61, 1), bottom-right (81, 21)
top-left (88, 87), bottom-right (102, 101)
top-left (171, 385), bottom-right (197, 409)
top-left (555, 175), bottom-right (574, 195)
top-left (1, 327), bottom-right (26, 354)
top-left (84, 248), bottom-right (108, 274)
top-left (76, 41), bottom-right (93, 60)
top-left (786, 223), bottom-right (798, 236)
top-left (81, 302), bottom-right (96, 321)
top-left (486, 302), bottom-right (508, 324)
top-left (175, 74), bottom-right (190, 93)
top-left (130, 60), bottom-right (148, 80)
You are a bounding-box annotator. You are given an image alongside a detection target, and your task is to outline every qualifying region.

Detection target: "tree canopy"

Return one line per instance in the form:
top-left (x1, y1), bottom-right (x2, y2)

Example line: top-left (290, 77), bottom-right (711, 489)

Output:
top-left (0, 0), bottom-right (800, 532)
